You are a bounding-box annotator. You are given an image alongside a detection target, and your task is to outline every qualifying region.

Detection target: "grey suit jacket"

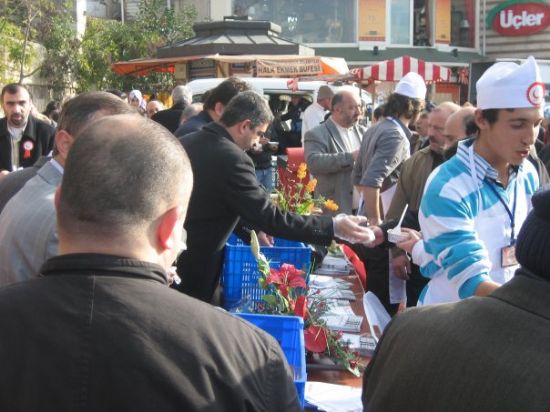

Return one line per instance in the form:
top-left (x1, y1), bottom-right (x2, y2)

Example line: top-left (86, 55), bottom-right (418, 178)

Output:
top-left (363, 270), bottom-right (550, 411)
top-left (0, 161), bottom-right (62, 286)
top-left (353, 117), bottom-right (410, 190)
top-left (304, 118), bottom-right (365, 214)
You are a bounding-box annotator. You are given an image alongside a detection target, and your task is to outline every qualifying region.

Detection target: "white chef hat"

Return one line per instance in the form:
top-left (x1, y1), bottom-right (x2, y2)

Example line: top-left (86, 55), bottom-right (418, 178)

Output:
top-left (394, 72), bottom-right (427, 100)
top-left (476, 56), bottom-right (545, 110)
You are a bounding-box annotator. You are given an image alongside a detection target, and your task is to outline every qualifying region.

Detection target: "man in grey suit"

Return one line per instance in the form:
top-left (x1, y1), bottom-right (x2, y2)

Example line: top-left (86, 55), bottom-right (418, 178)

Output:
top-left (304, 90), bottom-right (365, 215)
top-left (0, 92), bottom-right (134, 287)
top-left (363, 187), bottom-right (550, 411)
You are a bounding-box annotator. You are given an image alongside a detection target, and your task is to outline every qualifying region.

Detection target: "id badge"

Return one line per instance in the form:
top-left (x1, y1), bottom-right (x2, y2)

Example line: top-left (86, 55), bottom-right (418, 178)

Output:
top-left (501, 245), bottom-right (518, 268)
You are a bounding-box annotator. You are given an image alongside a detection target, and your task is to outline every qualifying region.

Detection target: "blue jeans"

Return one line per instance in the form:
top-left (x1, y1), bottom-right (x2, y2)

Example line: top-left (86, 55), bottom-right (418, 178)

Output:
top-left (255, 167), bottom-right (273, 193)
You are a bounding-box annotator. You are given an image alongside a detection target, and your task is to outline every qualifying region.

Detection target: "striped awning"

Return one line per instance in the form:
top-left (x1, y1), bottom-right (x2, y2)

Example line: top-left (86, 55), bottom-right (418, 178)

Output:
top-left (350, 55), bottom-right (452, 82)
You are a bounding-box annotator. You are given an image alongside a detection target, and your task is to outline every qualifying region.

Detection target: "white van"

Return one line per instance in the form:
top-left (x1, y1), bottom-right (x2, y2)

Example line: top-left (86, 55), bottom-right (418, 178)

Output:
top-left (186, 77), bottom-right (371, 105)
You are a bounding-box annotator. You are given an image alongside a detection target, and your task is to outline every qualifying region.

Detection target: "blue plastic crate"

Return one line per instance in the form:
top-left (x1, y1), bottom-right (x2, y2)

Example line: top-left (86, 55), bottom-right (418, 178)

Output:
top-left (222, 234), bottom-right (311, 310)
top-left (236, 313), bottom-right (306, 408)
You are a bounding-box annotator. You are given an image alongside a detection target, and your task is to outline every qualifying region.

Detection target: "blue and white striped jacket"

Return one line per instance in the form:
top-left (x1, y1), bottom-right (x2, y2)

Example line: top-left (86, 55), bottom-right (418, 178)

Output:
top-left (416, 138), bottom-right (539, 305)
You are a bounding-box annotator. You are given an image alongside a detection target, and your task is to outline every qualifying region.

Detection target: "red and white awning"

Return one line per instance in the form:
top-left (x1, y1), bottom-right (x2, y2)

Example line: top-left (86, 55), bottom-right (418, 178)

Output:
top-left (350, 55), bottom-right (452, 82)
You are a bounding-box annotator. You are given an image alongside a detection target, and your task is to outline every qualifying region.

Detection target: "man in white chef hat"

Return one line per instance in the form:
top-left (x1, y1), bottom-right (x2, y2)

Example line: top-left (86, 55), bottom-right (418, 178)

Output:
top-left (397, 56), bottom-right (545, 306)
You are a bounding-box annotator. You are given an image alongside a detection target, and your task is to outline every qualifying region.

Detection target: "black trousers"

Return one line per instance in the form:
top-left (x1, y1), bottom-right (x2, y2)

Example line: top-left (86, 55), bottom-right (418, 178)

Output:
top-left (351, 244), bottom-right (399, 316)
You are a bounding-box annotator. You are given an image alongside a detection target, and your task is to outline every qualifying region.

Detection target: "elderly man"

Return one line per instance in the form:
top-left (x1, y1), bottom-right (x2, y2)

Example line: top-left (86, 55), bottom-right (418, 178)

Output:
top-left (152, 85), bottom-right (192, 133)
top-left (0, 114), bottom-right (301, 411)
top-left (0, 83), bottom-right (55, 173)
top-left (304, 89), bottom-right (365, 215)
top-left (146, 99), bottom-right (165, 118)
top-left (385, 102), bottom-right (460, 305)
top-left (177, 90), bottom-right (374, 303)
top-left (0, 92), bottom-right (135, 287)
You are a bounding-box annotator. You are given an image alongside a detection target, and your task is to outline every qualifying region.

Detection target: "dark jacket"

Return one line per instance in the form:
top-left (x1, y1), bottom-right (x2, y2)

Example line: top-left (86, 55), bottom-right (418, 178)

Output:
top-left (0, 115), bottom-right (55, 172)
top-left (176, 122), bottom-right (334, 302)
top-left (0, 253), bottom-right (301, 412)
top-left (175, 110), bottom-right (213, 139)
top-left (363, 270), bottom-right (550, 411)
top-left (151, 102), bottom-right (186, 133)
top-left (0, 156), bottom-right (48, 214)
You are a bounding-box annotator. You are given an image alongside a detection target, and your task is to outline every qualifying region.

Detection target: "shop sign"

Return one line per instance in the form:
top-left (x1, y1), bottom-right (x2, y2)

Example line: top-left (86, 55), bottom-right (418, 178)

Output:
top-left (487, 0), bottom-right (550, 36)
top-left (256, 57), bottom-right (322, 77)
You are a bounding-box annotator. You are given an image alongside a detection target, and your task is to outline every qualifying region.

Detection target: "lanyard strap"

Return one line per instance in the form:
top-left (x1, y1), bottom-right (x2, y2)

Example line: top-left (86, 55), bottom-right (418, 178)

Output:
top-left (486, 181), bottom-right (518, 242)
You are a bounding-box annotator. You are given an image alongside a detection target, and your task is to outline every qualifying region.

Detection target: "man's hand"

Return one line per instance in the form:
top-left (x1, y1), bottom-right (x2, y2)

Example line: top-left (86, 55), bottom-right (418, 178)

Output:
top-left (351, 149), bottom-right (360, 161)
top-left (391, 254), bottom-right (411, 280)
top-left (333, 214), bottom-right (375, 244)
top-left (259, 137), bottom-right (270, 145)
top-left (257, 231), bottom-right (274, 247)
top-left (363, 225), bottom-right (385, 247)
top-left (396, 228), bottom-right (422, 254)
top-left (0, 170), bottom-right (9, 180)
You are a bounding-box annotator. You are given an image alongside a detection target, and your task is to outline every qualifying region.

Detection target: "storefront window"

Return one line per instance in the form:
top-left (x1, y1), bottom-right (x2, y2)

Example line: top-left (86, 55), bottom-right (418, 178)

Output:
top-left (450, 0), bottom-right (475, 47)
top-left (233, 0), bottom-right (356, 44)
top-left (390, 0), bottom-right (411, 44)
top-left (413, 0), bottom-right (431, 46)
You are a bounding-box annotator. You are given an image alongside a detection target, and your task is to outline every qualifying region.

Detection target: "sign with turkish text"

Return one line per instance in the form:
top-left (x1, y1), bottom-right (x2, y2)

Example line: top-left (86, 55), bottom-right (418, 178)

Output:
top-left (487, 0), bottom-right (550, 36)
top-left (359, 0), bottom-right (386, 41)
top-left (256, 58), bottom-right (322, 77)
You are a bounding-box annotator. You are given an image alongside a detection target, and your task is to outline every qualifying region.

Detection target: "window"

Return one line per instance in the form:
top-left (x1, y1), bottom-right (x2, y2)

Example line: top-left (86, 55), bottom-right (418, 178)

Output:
top-left (233, 0), bottom-right (356, 44)
top-left (450, 0), bottom-right (475, 48)
top-left (390, 0), bottom-right (411, 44)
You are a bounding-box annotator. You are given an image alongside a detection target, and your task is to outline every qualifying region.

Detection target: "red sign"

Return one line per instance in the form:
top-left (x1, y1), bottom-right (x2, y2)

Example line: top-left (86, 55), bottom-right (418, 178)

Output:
top-left (489, 2), bottom-right (550, 36)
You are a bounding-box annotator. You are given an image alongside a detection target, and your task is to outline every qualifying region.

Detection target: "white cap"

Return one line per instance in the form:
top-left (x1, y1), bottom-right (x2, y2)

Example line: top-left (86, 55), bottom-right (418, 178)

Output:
top-left (394, 72), bottom-right (427, 100)
top-left (476, 56), bottom-right (545, 110)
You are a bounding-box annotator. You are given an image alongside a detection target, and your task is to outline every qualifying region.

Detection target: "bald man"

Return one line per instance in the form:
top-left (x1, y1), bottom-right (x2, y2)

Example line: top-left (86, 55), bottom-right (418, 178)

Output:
top-left (0, 114), bottom-right (301, 411)
top-left (444, 106), bottom-right (477, 151)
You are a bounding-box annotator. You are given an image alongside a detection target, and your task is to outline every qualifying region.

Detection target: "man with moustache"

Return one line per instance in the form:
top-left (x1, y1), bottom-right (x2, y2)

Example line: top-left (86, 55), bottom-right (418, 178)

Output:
top-left (0, 84), bottom-right (55, 174)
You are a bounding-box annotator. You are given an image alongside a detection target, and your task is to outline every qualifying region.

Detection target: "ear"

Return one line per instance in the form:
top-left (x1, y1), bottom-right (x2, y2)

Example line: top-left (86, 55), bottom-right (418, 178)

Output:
top-left (238, 119), bottom-right (251, 135)
top-left (156, 206), bottom-right (183, 251)
top-left (214, 102), bottom-right (225, 117)
top-left (54, 185), bottom-right (61, 211)
top-left (55, 130), bottom-right (74, 160)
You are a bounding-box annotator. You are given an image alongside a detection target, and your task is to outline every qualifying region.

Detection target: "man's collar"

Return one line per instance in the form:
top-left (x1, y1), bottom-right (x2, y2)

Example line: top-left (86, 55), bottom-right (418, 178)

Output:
top-left (1, 115), bottom-right (37, 141)
top-left (40, 253), bottom-right (169, 285)
top-left (456, 138), bottom-right (521, 186)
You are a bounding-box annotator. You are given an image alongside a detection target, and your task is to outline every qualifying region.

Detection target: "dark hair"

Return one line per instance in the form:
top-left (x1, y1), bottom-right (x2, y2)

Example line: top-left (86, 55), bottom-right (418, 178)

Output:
top-left (203, 77), bottom-right (251, 111)
top-left (43, 101), bottom-right (61, 124)
top-left (464, 114), bottom-right (477, 136)
top-left (373, 105), bottom-right (384, 121)
top-left (57, 91), bottom-right (136, 137)
top-left (220, 90), bottom-right (274, 128)
top-left (480, 108), bottom-right (515, 125)
top-left (1, 83), bottom-right (30, 100)
top-left (58, 114), bottom-right (191, 237)
top-left (383, 93), bottom-right (424, 120)
top-left (104, 89), bottom-right (125, 99)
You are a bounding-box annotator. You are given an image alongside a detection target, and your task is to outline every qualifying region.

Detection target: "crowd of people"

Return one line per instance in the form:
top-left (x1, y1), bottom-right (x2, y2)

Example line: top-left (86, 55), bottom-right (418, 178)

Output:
top-left (0, 55), bottom-right (549, 410)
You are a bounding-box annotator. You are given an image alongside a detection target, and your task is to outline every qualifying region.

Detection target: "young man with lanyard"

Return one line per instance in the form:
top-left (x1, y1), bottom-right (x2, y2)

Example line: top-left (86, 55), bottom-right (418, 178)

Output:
top-left (405, 57), bottom-right (543, 305)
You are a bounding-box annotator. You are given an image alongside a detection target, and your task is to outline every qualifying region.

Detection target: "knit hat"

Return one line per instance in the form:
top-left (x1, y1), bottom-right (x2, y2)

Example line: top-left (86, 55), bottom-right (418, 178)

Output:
top-left (516, 187), bottom-right (550, 277)
top-left (476, 56), bottom-right (545, 110)
top-left (394, 72), bottom-right (427, 100)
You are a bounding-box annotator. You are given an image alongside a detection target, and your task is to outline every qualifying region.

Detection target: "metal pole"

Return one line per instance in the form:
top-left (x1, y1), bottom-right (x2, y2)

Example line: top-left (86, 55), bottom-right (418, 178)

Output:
top-left (167, 0), bottom-right (171, 8)
top-left (120, 0), bottom-right (124, 24)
